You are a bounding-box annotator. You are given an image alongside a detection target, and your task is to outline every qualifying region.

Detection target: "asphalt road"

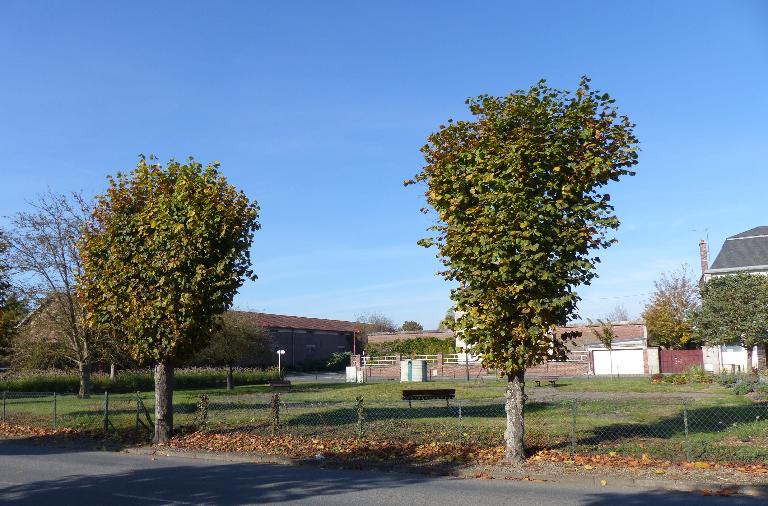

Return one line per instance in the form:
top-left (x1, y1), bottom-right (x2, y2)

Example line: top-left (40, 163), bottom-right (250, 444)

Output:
top-left (0, 440), bottom-right (760, 505)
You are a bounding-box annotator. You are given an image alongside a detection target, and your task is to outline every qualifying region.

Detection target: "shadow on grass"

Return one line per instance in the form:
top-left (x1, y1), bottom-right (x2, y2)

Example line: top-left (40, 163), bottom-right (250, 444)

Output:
top-left (578, 404), bottom-right (768, 445)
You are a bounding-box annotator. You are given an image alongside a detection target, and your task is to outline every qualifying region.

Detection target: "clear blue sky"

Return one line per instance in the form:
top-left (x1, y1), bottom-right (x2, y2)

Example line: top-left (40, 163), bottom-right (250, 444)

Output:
top-left (1, 1), bottom-right (766, 328)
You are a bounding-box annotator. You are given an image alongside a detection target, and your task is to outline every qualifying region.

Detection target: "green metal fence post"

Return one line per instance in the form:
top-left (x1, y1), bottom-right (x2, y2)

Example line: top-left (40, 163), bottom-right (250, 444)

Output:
top-left (136, 393), bottom-right (140, 431)
top-left (570, 399), bottom-right (577, 455)
top-left (103, 391), bottom-right (109, 435)
top-left (683, 402), bottom-right (691, 462)
top-left (2, 391), bottom-right (5, 423)
top-left (457, 403), bottom-right (463, 445)
top-left (52, 392), bottom-right (57, 429)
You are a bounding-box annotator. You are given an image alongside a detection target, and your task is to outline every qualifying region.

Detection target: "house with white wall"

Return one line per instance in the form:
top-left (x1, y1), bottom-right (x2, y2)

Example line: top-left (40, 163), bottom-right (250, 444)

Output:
top-left (700, 226), bottom-right (768, 373)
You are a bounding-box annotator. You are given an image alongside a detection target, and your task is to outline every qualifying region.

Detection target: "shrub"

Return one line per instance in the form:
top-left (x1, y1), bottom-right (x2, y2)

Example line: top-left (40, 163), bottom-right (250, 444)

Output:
top-left (717, 371), bottom-right (739, 387)
top-left (326, 352), bottom-right (351, 371)
top-left (0, 367), bottom-right (279, 393)
top-left (732, 377), bottom-right (759, 396)
top-left (684, 365), bottom-right (712, 384)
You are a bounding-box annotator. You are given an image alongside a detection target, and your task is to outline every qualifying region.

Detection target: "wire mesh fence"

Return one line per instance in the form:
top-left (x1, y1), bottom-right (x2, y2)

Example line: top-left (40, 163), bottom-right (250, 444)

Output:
top-left (2, 390), bottom-right (767, 464)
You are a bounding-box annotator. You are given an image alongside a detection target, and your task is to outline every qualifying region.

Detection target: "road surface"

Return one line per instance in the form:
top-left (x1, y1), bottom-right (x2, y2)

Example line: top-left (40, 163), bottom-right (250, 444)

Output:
top-left (0, 439), bottom-right (759, 505)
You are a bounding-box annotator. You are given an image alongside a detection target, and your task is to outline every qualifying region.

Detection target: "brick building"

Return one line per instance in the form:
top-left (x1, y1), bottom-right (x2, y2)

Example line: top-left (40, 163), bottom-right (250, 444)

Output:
top-left (230, 311), bottom-right (359, 368)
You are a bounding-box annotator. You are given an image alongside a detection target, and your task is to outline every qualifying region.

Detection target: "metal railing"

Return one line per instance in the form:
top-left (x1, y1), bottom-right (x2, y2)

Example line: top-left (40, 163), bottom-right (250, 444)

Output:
top-left (361, 355), bottom-right (398, 367)
top-left (443, 353), bottom-right (481, 364)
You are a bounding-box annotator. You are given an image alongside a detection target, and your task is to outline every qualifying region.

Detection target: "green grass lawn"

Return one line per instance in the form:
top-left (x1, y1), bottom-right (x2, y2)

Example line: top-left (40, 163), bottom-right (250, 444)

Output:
top-left (3, 378), bottom-right (766, 464)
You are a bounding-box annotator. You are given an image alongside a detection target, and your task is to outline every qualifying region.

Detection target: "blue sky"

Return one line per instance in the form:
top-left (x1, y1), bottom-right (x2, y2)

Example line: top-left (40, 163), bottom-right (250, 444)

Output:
top-left (1, 1), bottom-right (766, 328)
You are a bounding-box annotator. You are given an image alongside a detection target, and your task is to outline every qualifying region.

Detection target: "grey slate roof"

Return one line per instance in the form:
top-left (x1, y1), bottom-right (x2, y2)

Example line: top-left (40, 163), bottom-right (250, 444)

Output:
top-left (709, 226), bottom-right (768, 271)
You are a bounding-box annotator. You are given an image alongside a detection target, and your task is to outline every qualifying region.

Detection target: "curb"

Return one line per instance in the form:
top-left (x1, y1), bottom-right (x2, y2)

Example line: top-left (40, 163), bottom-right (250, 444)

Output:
top-left (123, 445), bottom-right (300, 466)
top-left (124, 445), bottom-right (768, 497)
top-left (458, 468), bottom-right (768, 497)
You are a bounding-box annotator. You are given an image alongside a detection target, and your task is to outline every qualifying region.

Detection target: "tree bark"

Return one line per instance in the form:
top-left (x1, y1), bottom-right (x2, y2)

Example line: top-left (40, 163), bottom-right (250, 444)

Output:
top-left (746, 346), bottom-right (754, 374)
top-left (78, 362), bottom-right (91, 399)
top-left (504, 371), bottom-right (526, 464)
top-left (756, 346), bottom-right (767, 372)
top-left (110, 363), bottom-right (116, 379)
top-left (226, 365), bottom-right (234, 390)
top-left (153, 362), bottom-right (174, 443)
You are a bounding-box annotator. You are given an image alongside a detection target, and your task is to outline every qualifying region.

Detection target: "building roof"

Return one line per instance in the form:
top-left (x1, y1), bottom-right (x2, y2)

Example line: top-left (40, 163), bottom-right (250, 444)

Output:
top-left (709, 226), bottom-right (768, 272)
top-left (229, 310), bottom-right (359, 333)
top-left (367, 330), bottom-right (454, 343)
top-left (555, 322), bottom-right (647, 349)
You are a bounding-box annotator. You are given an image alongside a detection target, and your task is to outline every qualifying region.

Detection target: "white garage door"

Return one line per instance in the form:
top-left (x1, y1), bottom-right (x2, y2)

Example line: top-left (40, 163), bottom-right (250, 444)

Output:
top-left (592, 349), bottom-right (644, 375)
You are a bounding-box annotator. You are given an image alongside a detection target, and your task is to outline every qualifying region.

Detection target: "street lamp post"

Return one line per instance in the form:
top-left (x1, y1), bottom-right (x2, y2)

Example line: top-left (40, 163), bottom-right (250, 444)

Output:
top-left (277, 349), bottom-right (286, 379)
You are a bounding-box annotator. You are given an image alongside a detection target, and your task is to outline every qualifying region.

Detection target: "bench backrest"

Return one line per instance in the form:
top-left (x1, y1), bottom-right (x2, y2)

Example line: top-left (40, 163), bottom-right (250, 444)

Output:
top-left (402, 389), bottom-right (456, 397)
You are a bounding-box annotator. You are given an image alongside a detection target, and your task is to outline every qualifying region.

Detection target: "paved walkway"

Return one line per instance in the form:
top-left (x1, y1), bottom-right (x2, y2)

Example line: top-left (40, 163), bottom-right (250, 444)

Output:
top-left (0, 439), bottom-right (761, 505)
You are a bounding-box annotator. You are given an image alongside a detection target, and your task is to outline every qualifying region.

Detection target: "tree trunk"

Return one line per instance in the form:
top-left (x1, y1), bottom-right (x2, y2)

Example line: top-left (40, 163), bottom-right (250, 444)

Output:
top-left (504, 371), bottom-right (526, 464)
top-left (78, 362), bottom-right (91, 399)
top-left (746, 346), bottom-right (754, 374)
top-left (153, 362), bottom-right (174, 443)
top-left (226, 365), bottom-right (234, 390)
top-left (110, 363), bottom-right (116, 379)
top-left (756, 346), bottom-right (767, 372)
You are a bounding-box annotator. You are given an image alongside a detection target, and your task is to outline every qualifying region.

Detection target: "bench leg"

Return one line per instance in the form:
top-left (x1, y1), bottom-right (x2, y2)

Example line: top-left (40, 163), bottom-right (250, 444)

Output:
top-left (408, 399), bottom-right (412, 408)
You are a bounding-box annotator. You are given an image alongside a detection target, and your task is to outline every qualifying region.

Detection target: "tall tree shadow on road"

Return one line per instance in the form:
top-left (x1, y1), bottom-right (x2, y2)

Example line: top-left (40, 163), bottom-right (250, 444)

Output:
top-left (0, 458), bottom-right (429, 505)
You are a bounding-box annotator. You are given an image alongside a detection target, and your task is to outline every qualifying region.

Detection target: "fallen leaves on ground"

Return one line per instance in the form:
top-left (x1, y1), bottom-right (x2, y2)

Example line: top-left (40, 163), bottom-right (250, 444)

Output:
top-left (169, 431), bottom-right (486, 464)
top-left (0, 422), bottom-right (77, 438)
top-left (529, 449), bottom-right (768, 476)
top-left (167, 430), bottom-right (768, 477)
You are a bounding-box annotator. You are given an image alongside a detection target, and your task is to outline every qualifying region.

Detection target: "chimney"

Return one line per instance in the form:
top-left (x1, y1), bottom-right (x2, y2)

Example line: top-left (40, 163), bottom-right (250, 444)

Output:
top-left (699, 240), bottom-right (709, 276)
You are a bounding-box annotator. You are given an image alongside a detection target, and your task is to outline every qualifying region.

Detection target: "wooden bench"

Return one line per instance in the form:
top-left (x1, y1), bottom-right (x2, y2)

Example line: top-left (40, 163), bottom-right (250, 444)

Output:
top-left (268, 380), bottom-right (292, 391)
top-left (402, 389), bottom-right (456, 407)
top-left (533, 376), bottom-right (559, 387)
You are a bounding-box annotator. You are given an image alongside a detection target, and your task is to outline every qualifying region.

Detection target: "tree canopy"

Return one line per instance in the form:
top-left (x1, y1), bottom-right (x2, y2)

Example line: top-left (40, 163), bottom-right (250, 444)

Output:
top-left (80, 156), bottom-right (260, 364)
top-left (407, 77), bottom-right (638, 462)
top-left (695, 273), bottom-right (768, 371)
top-left (194, 311), bottom-right (270, 389)
top-left (6, 192), bottom-right (99, 396)
top-left (407, 77), bottom-right (638, 376)
top-left (642, 266), bottom-right (700, 349)
top-left (587, 319), bottom-right (615, 349)
top-left (400, 320), bottom-right (424, 331)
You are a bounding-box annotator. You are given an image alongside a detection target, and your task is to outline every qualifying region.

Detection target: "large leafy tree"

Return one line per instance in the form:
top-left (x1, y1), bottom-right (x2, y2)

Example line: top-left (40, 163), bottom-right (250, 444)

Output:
top-left (407, 77), bottom-right (638, 463)
top-left (642, 266), bottom-right (700, 349)
top-left (79, 156), bottom-right (260, 442)
top-left (695, 273), bottom-right (768, 372)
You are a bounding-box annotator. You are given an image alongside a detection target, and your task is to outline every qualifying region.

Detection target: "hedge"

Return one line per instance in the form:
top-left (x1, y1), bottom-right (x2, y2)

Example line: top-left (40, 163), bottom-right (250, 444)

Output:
top-left (0, 367), bottom-right (280, 393)
top-left (366, 337), bottom-right (456, 356)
